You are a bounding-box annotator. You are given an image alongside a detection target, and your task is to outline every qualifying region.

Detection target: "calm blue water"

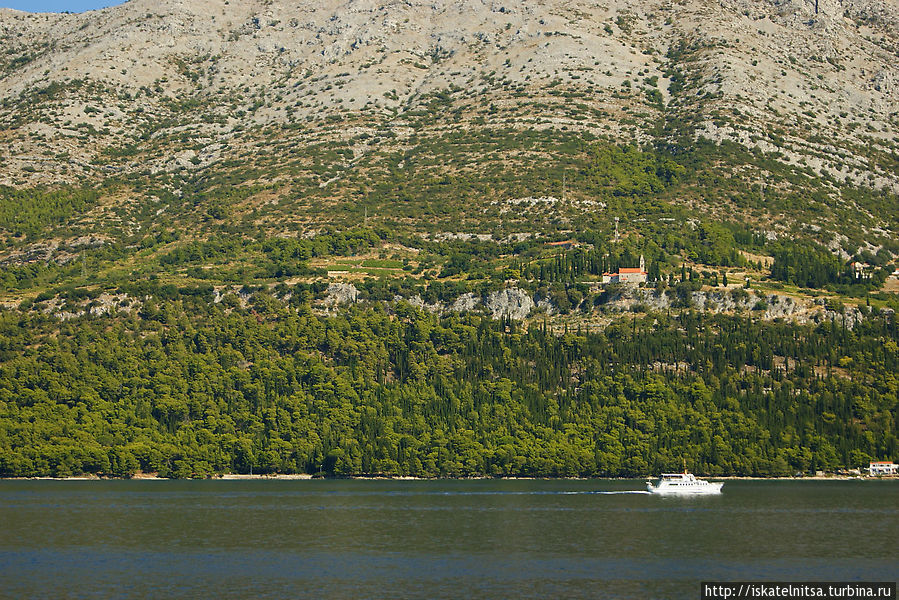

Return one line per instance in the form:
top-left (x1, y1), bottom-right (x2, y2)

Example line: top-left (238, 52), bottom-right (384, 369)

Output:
top-left (0, 479), bottom-right (896, 599)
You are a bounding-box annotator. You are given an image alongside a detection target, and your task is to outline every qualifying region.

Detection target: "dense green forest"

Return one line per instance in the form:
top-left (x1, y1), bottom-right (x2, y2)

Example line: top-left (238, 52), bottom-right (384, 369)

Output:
top-left (0, 294), bottom-right (895, 479)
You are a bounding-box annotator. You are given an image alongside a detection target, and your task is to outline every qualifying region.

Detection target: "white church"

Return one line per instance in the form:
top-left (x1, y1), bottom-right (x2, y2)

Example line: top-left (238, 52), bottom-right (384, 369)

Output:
top-left (602, 255), bottom-right (648, 285)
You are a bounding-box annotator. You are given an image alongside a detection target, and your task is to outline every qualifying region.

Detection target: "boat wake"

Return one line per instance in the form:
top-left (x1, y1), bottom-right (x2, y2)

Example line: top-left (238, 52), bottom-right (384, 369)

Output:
top-left (583, 490), bottom-right (652, 495)
top-left (423, 490), bottom-right (654, 496)
top-left (558, 490), bottom-right (652, 495)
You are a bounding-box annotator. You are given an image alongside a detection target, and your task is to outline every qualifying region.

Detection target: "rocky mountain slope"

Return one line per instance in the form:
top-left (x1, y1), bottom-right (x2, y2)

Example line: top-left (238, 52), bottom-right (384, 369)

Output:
top-left (0, 0), bottom-right (896, 191)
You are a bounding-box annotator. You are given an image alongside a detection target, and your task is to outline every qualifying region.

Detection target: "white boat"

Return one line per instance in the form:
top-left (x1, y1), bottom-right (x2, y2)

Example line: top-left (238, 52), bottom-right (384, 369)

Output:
top-left (646, 472), bottom-right (723, 495)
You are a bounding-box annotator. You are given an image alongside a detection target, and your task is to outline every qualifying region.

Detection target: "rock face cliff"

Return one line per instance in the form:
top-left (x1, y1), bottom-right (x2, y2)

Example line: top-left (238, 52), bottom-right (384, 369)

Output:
top-left (0, 0), bottom-right (896, 191)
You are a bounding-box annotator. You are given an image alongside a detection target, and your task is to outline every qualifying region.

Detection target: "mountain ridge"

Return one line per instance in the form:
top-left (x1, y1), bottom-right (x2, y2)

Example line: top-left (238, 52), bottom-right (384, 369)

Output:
top-left (1, 0), bottom-right (896, 192)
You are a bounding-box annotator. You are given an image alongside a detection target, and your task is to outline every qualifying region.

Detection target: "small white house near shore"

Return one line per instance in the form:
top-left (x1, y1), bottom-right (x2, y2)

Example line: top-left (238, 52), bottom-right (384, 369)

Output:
top-left (867, 461), bottom-right (898, 476)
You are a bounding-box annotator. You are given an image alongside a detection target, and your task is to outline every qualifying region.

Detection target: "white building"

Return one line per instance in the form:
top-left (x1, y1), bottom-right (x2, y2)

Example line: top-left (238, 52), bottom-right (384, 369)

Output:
top-left (868, 461), bottom-right (898, 476)
top-left (851, 262), bottom-right (871, 280)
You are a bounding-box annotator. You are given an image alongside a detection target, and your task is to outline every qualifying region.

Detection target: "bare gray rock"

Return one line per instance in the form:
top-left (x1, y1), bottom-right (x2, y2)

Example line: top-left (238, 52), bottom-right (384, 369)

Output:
top-left (450, 292), bottom-right (480, 313)
top-left (326, 282), bottom-right (359, 305)
top-left (393, 294), bottom-right (442, 313)
top-left (485, 287), bottom-right (534, 320)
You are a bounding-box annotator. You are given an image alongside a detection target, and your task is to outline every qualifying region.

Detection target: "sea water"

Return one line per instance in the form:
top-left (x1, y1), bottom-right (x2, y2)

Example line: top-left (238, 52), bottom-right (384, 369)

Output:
top-left (0, 479), bottom-right (896, 599)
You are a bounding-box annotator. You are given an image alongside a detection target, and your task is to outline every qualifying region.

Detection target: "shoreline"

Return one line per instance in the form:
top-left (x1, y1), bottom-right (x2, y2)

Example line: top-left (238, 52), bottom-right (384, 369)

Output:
top-left (1, 473), bottom-right (894, 482)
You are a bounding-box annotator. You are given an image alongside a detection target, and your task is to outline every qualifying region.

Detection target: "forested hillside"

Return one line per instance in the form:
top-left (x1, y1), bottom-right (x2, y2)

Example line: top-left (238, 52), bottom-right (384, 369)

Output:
top-left (0, 0), bottom-right (897, 477)
top-left (1, 291), bottom-right (895, 478)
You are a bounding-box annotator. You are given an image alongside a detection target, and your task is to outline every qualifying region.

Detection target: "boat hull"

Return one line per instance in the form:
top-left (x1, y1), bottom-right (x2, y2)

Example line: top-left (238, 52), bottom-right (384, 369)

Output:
top-left (647, 482), bottom-right (723, 495)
